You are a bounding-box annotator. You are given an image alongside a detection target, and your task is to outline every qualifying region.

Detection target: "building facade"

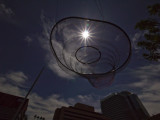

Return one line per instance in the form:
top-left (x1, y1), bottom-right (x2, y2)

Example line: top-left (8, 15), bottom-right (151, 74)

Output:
top-left (148, 113), bottom-right (160, 120)
top-left (53, 103), bottom-right (110, 120)
top-left (0, 92), bottom-right (29, 120)
top-left (101, 91), bottom-right (150, 120)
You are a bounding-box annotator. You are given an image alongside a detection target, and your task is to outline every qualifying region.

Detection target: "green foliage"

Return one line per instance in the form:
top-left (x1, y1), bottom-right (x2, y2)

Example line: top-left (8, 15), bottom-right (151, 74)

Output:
top-left (135, 3), bottom-right (160, 61)
top-left (135, 19), bottom-right (158, 31)
top-left (148, 3), bottom-right (160, 16)
top-left (143, 53), bottom-right (160, 61)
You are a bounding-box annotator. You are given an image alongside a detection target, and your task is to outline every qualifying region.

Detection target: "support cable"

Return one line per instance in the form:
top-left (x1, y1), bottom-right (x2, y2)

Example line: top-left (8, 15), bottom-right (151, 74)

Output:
top-left (12, 66), bottom-right (45, 120)
top-left (95, 0), bottom-right (105, 20)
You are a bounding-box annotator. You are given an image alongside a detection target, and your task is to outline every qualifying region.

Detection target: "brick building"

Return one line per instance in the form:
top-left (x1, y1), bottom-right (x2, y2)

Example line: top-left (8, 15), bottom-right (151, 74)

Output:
top-left (53, 103), bottom-right (110, 120)
top-left (0, 92), bottom-right (29, 120)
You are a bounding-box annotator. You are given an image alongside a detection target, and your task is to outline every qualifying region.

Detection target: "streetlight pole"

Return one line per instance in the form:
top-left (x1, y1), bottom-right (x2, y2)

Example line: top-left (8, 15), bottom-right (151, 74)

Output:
top-left (12, 66), bottom-right (45, 120)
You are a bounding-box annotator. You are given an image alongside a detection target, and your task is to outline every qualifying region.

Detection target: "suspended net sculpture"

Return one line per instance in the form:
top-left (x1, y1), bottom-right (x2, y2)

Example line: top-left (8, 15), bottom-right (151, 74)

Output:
top-left (50, 17), bottom-right (131, 88)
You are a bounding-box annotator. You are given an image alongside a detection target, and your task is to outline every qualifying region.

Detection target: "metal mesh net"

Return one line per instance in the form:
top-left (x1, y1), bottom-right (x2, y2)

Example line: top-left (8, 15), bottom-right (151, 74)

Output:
top-left (50, 17), bottom-right (131, 88)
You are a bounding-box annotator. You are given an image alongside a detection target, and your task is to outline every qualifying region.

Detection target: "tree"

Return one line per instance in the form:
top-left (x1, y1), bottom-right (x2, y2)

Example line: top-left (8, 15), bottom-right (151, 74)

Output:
top-left (135, 3), bottom-right (160, 61)
top-left (34, 114), bottom-right (45, 120)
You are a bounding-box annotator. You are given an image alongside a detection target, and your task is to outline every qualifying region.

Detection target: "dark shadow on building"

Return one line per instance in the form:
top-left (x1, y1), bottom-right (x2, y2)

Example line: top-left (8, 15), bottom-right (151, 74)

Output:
top-left (0, 92), bottom-right (29, 120)
top-left (53, 103), bottom-right (111, 120)
top-left (148, 113), bottom-right (160, 120)
top-left (100, 91), bottom-right (150, 120)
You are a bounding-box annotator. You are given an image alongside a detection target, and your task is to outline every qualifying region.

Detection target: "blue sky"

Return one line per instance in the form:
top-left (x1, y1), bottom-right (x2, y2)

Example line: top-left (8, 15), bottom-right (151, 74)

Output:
top-left (0, 0), bottom-right (160, 119)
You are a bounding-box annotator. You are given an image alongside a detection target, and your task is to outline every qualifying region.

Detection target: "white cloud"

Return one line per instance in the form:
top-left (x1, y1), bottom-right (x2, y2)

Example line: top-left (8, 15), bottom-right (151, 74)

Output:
top-left (131, 64), bottom-right (160, 82)
top-left (0, 3), bottom-right (14, 17)
top-left (129, 64), bottom-right (160, 115)
top-left (0, 71), bottom-right (69, 119)
top-left (67, 94), bottom-right (101, 112)
top-left (0, 71), bottom-right (29, 93)
top-left (38, 12), bottom-right (77, 79)
top-left (26, 93), bottom-right (69, 119)
top-left (24, 36), bottom-right (32, 44)
top-left (6, 71), bottom-right (28, 84)
top-left (38, 13), bottom-right (100, 79)
top-left (131, 32), bottom-right (143, 51)
top-left (26, 93), bottom-right (101, 119)
top-left (0, 71), bottom-right (28, 96)
top-left (0, 71), bottom-right (101, 119)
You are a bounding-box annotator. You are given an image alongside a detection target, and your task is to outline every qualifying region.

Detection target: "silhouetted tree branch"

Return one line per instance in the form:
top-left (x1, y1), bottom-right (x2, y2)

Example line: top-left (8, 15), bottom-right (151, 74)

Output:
top-left (135, 3), bottom-right (160, 61)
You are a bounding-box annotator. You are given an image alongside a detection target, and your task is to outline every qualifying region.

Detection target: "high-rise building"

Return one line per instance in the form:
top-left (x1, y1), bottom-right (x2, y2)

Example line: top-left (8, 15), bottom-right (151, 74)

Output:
top-left (148, 113), bottom-right (160, 120)
top-left (53, 103), bottom-right (110, 120)
top-left (0, 92), bottom-right (29, 120)
top-left (100, 91), bottom-right (150, 120)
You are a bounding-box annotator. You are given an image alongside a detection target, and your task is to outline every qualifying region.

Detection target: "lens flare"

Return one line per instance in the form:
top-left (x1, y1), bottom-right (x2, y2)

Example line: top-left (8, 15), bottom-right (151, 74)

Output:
top-left (77, 23), bottom-right (95, 44)
top-left (81, 30), bottom-right (90, 39)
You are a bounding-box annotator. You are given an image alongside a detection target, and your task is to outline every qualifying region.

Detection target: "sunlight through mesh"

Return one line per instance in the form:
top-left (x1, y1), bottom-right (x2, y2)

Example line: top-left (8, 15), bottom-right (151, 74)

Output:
top-left (50, 17), bottom-right (131, 88)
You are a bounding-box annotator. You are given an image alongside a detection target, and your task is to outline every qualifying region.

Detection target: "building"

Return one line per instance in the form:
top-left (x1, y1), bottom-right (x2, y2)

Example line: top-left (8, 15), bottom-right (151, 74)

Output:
top-left (0, 92), bottom-right (29, 120)
top-left (53, 103), bottom-right (110, 120)
top-left (100, 91), bottom-right (150, 120)
top-left (148, 113), bottom-right (160, 120)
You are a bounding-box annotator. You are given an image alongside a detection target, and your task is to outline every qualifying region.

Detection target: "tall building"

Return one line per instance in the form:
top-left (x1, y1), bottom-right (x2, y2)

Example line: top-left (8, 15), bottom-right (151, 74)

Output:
top-left (53, 103), bottom-right (110, 120)
top-left (0, 92), bottom-right (29, 120)
top-left (148, 113), bottom-right (160, 120)
top-left (101, 91), bottom-right (150, 120)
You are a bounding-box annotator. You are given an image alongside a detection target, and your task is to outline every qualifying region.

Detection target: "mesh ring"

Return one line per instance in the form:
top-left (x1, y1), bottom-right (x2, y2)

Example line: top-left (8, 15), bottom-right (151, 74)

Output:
top-left (75, 46), bottom-right (101, 64)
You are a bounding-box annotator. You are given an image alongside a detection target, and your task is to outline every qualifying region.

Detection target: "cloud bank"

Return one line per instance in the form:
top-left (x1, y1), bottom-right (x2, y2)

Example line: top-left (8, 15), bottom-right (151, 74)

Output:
top-left (38, 12), bottom-right (77, 79)
top-left (0, 71), bottom-right (101, 119)
top-left (130, 64), bottom-right (160, 115)
top-left (0, 3), bottom-right (14, 17)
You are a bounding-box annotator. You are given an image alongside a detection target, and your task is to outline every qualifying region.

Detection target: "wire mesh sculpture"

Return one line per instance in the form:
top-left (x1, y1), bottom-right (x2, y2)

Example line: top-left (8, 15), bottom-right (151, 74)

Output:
top-left (50, 17), bottom-right (131, 88)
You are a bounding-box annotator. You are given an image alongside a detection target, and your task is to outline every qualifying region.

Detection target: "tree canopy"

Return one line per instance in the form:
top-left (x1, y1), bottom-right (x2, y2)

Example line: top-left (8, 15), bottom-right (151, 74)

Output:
top-left (135, 3), bottom-right (160, 61)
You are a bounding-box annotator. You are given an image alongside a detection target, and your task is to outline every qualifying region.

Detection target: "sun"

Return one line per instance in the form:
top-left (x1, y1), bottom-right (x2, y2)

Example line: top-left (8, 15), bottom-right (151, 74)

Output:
top-left (79, 28), bottom-right (92, 41)
top-left (81, 30), bottom-right (90, 39)
top-left (77, 23), bottom-right (95, 44)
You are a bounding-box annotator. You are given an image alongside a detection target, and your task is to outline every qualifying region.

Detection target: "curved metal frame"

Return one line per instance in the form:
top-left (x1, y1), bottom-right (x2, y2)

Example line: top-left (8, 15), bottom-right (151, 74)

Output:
top-left (75, 46), bottom-right (101, 64)
top-left (50, 17), bottom-right (132, 76)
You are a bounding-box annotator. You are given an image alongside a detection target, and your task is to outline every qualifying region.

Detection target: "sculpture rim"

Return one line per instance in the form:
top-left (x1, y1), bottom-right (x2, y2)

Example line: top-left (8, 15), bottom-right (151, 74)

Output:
top-left (50, 16), bottom-right (132, 76)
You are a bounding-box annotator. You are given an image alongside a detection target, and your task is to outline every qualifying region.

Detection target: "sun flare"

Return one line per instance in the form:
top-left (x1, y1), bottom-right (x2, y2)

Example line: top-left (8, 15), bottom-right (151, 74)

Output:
top-left (81, 30), bottom-right (90, 39)
top-left (77, 23), bottom-right (95, 43)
